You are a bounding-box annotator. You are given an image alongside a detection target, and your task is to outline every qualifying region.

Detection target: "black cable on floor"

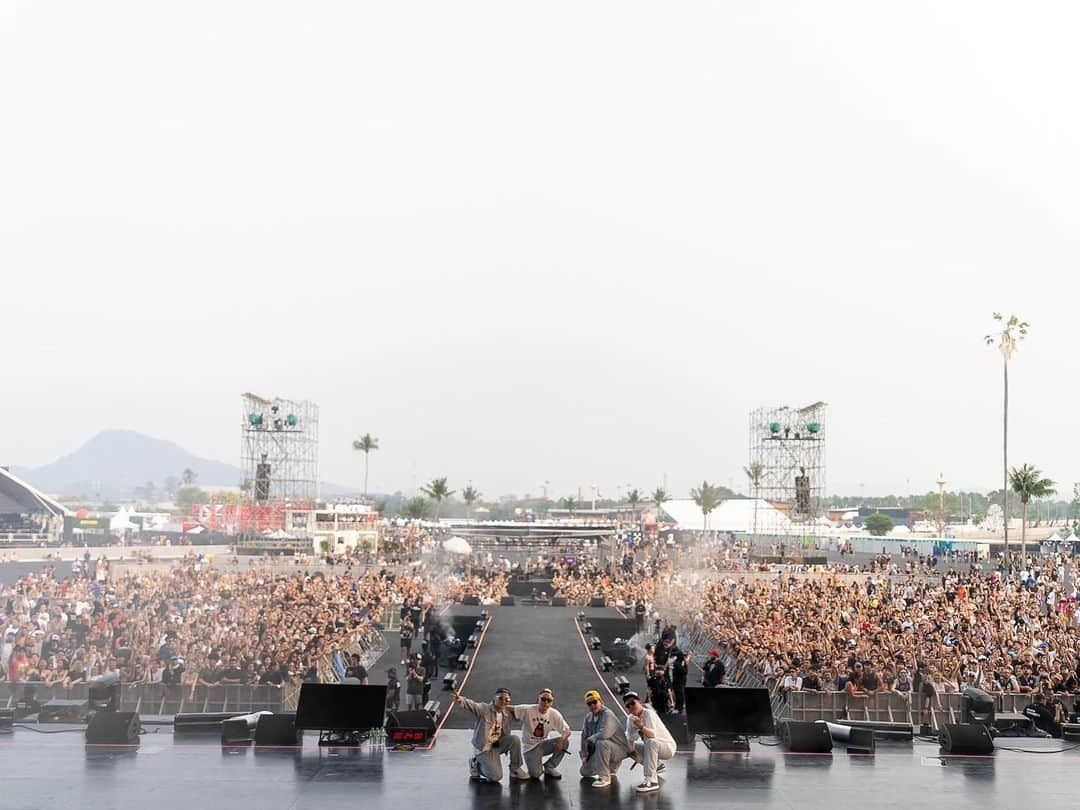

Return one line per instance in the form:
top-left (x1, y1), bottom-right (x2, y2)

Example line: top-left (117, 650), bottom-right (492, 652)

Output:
top-left (13, 724), bottom-right (85, 734)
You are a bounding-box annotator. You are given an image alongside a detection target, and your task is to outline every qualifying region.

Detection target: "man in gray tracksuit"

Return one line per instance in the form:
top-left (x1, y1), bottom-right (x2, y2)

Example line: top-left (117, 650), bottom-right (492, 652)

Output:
top-left (453, 687), bottom-right (528, 783)
top-left (579, 689), bottom-right (630, 788)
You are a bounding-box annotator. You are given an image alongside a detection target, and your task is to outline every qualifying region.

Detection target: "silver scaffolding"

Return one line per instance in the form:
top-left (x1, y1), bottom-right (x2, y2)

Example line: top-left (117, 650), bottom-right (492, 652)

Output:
top-left (240, 392), bottom-right (319, 506)
top-left (748, 402), bottom-right (826, 540)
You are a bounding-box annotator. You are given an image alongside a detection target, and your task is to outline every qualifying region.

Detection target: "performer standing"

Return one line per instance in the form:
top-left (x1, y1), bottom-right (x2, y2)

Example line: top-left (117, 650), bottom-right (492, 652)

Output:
top-left (512, 688), bottom-right (572, 779)
top-left (453, 687), bottom-right (529, 783)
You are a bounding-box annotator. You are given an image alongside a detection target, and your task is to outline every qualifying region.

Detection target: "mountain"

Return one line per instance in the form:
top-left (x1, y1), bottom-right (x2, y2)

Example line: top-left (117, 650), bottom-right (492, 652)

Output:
top-left (11, 430), bottom-right (244, 498)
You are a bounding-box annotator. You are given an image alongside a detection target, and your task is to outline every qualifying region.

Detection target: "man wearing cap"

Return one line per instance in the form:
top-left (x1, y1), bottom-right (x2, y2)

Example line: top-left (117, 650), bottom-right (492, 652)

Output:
top-left (702, 649), bottom-right (725, 687)
top-left (511, 688), bottom-right (572, 779)
top-left (579, 690), bottom-right (629, 788)
top-left (453, 687), bottom-right (528, 783)
top-left (623, 691), bottom-right (676, 793)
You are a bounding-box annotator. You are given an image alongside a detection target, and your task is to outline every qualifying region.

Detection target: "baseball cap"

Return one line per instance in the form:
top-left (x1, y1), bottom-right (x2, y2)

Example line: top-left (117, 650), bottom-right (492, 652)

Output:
top-left (709, 648), bottom-right (720, 657)
top-left (583, 689), bottom-right (602, 704)
top-left (622, 691), bottom-right (640, 703)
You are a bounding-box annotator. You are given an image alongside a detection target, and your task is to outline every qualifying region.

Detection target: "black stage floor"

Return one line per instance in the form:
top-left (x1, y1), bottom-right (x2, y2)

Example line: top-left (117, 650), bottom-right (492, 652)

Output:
top-left (4, 605), bottom-right (1080, 808)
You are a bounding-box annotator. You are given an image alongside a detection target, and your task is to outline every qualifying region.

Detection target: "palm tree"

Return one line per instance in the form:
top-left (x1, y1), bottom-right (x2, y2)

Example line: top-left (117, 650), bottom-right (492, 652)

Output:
top-left (461, 484), bottom-right (481, 518)
top-left (352, 434), bottom-right (379, 499)
top-left (744, 462), bottom-right (765, 555)
top-left (690, 481), bottom-right (724, 534)
top-left (402, 497), bottom-right (430, 520)
top-left (626, 488), bottom-right (642, 524)
top-left (420, 477), bottom-right (455, 525)
top-left (181, 468), bottom-right (197, 487)
top-left (1009, 464), bottom-right (1056, 565)
top-left (561, 496), bottom-right (576, 516)
top-left (651, 487), bottom-right (669, 524)
top-left (986, 313), bottom-right (1029, 567)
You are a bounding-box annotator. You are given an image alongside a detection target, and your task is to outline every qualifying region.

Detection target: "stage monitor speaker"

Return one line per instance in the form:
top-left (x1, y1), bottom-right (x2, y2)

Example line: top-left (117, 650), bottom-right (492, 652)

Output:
top-left (0, 707), bottom-right (14, 730)
top-left (588, 597), bottom-right (606, 608)
top-left (39, 700), bottom-right (87, 724)
top-left (461, 595), bottom-right (480, 606)
top-left (255, 713), bottom-right (301, 746)
top-left (500, 596), bottom-right (515, 606)
top-left (174, 712), bottom-right (245, 735)
top-left (385, 709), bottom-right (437, 745)
top-left (551, 596), bottom-right (567, 607)
top-left (780, 720), bottom-right (833, 753)
top-left (847, 727), bottom-right (875, 754)
top-left (939, 723), bottom-right (994, 755)
top-left (86, 711), bottom-right (140, 745)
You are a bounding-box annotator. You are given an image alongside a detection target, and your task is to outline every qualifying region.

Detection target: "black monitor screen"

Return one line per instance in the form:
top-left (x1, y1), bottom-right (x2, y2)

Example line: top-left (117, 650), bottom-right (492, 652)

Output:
top-left (685, 687), bottom-right (775, 736)
top-left (295, 683), bottom-right (387, 731)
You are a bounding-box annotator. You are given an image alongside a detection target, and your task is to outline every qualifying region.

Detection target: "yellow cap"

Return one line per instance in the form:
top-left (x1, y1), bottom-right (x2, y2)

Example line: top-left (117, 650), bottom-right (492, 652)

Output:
top-left (583, 690), bottom-right (602, 704)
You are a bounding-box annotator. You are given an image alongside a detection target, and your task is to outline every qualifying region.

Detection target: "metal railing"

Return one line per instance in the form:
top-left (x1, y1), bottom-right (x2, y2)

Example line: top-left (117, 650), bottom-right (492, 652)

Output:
top-left (788, 690), bottom-right (1046, 729)
top-left (0, 682), bottom-right (287, 714)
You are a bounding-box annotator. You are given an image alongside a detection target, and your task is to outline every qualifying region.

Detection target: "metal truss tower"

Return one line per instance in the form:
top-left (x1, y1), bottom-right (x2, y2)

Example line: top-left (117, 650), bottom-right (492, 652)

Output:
top-left (240, 392), bottom-right (319, 507)
top-left (749, 402), bottom-right (826, 537)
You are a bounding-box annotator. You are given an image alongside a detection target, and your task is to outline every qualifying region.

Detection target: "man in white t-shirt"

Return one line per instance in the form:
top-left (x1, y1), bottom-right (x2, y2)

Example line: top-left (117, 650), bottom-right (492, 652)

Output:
top-left (623, 691), bottom-right (676, 793)
top-left (512, 688), bottom-right (572, 779)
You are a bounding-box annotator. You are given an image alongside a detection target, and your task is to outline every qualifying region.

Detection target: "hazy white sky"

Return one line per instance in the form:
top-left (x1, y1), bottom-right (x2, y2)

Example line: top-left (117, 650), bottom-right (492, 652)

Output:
top-left (2, 1), bottom-right (1078, 500)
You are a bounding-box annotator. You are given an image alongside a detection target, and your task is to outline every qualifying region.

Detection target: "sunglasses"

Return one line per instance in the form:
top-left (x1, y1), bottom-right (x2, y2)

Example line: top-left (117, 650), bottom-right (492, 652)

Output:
top-left (624, 700), bottom-right (638, 707)
top-left (539, 696), bottom-right (553, 703)
top-left (586, 700), bottom-right (599, 706)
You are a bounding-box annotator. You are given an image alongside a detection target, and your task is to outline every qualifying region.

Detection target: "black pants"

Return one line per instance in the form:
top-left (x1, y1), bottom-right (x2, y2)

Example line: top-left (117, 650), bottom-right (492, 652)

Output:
top-left (673, 684), bottom-right (686, 713)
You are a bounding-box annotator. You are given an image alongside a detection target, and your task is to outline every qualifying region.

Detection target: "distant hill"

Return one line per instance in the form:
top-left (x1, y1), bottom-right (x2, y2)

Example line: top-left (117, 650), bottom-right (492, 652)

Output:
top-left (11, 429), bottom-right (244, 499)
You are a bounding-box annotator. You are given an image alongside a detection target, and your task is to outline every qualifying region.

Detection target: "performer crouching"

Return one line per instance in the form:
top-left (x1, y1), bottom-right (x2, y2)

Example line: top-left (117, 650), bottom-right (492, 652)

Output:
top-left (623, 691), bottom-right (676, 793)
top-left (512, 688), bottom-right (572, 779)
top-left (453, 687), bottom-right (529, 783)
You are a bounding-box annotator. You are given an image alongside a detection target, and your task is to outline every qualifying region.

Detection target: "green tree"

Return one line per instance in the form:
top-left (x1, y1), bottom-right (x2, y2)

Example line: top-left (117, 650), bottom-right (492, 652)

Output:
top-left (352, 433), bottom-right (379, 499)
top-left (461, 484), bottom-right (481, 518)
top-left (651, 488), bottom-right (669, 522)
top-left (175, 487), bottom-right (208, 512)
top-left (1009, 464), bottom-right (1056, 564)
top-left (865, 512), bottom-right (893, 536)
top-left (402, 497), bottom-right (430, 520)
top-left (420, 477), bottom-right (455, 524)
top-left (181, 468), bottom-right (198, 487)
top-left (986, 312), bottom-right (1029, 566)
top-left (690, 481), bottom-right (724, 533)
top-left (626, 488), bottom-right (642, 523)
top-left (561, 496), bottom-right (576, 516)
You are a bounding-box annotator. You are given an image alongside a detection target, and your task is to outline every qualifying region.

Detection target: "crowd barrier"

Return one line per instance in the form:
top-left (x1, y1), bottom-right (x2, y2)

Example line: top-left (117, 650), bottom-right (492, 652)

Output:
top-left (787, 690), bottom-right (1069, 728)
top-left (0, 682), bottom-right (287, 715)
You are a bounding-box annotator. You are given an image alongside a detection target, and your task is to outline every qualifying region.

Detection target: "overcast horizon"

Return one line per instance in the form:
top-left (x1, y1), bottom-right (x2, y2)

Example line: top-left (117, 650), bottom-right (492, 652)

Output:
top-left (3, 2), bottom-right (1079, 501)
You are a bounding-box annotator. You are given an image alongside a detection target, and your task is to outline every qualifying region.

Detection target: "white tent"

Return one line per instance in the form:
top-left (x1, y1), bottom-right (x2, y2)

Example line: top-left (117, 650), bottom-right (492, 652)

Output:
top-left (662, 498), bottom-right (791, 533)
top-left (110, 507), bottom-right (140, 533)
top-left (443, 536), bottom-right (472, 555)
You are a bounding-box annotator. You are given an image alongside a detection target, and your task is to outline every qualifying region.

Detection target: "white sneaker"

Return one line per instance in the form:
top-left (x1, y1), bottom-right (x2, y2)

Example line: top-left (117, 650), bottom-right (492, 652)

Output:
top-left (512, 767), bottom-right (530, 781)
top-left (656, 761), bottom-right (667, 773)
top-left (543, 767), bottom-right (562, 779)
top-left (592, 776), bottom-right (611, 788)
top-left (635, 780), bottom-right (660, 793)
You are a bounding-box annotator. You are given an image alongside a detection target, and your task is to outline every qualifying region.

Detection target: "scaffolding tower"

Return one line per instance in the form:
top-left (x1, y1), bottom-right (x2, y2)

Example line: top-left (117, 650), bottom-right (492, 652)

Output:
top-left (748, 402), bottom-right (826, 539)
top-left (240, 392), bottom-right (319, 510)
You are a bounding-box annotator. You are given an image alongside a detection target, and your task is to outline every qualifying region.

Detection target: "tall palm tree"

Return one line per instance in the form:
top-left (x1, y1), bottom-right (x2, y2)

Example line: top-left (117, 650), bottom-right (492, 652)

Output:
top-left (986, 313), bottom-right (1029, 567)
top-left (561, 496), bottom-right (576, 516)
top-left (461, 484), bottom-right (481, 518)
top-left (181, 468), bottom-right (197, 487)
top-left (1009, 464), bottom-right (1056, 565)
top-left (626, 488), bottom-right (642, 524)
top-left (651, 487), bottom-right (669, 524)
top-left (744, 462), bottom-right (765, 554)
top-left (420, 477), bottom-right (455, 525)
top-left (690, 481), bottom-right (724, 534)
top-left (352, 434), bottom-right (379, 499)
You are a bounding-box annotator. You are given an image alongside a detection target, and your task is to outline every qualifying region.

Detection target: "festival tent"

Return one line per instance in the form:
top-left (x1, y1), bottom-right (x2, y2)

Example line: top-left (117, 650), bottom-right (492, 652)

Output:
top-left (0, 466), bottom-right (68, 517)
top-left (662, 498), bottom-right (791, 533)
top-left (110, 506), bottom-right (140, 533)
top-left (443, 536), bottom-right (472, 555)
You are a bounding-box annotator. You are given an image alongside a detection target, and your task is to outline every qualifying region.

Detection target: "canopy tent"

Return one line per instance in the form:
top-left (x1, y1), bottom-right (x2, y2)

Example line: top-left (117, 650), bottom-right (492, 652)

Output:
top-left (0, 467), bottom-right (68, 517)
top-left (110, 506), bottom-right (141, 533)
top-left (662, 498), bottom-right (791, 533)
top-left (443, 536), bottom-right (472, 555)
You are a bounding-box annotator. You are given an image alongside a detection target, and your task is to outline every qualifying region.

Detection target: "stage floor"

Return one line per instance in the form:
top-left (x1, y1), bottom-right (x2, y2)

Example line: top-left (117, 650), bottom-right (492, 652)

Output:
top-left (3, 727), bottom-right (1078, 810)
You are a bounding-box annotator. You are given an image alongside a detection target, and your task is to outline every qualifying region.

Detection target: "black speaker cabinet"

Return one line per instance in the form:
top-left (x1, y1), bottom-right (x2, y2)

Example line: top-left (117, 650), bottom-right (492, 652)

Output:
top-left (461, 595), bottom-right (480, 606)
top-left (255, 713), bottom-right (301, 746)
top-left (86, 711), bottom-right (140, 745)
top-left (780, 720), bottom-right (833, 753)
top-left (551, 596), bottom-right (567, 607)
top-left (588, 596), bottom-right (606, 607)
top-left (939, 723), bottom-right (994, 755)
top-left (385, 709), bottom-right (437, 744)
top-left (500, 596), bottom-right (515, 606)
